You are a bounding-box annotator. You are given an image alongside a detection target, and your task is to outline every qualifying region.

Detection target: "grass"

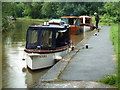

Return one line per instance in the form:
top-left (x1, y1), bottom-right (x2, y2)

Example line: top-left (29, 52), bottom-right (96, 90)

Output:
top-left (98, 74), bottom-right (117, 86)
top-left (17, 17), bottom-right (49, 21)
top-left (110, 24), bottom-right (118, 55)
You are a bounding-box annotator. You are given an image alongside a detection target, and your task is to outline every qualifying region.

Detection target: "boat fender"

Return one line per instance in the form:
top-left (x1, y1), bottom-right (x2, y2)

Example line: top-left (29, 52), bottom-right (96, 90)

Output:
top-left (71, 46), bottom-right (75, 50)
top-left (85, 44), bottom-right (89, 49)
top-left (94, 33), bottom-right (97, 36)
top-left (54, 55), bottom-right (62, 60)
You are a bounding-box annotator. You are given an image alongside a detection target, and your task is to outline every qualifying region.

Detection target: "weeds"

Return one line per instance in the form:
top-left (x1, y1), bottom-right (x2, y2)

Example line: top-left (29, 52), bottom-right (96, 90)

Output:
top-left (98, 74), bottom-right (117, 86)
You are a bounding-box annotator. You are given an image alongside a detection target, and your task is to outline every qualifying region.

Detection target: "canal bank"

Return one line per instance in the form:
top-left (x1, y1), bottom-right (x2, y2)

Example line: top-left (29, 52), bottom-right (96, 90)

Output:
top-left (33, 26), bottom-right (116, 88)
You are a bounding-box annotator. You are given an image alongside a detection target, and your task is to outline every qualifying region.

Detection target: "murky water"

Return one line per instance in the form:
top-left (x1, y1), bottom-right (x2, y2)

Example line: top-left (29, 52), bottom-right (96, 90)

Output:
top-left (2, 20), bottom-right (48, 88)
top-left (2, 20), bottom-right (88, 88)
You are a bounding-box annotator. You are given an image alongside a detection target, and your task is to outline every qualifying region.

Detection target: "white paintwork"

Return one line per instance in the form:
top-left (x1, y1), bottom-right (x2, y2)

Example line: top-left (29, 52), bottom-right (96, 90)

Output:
top-left (26, 53), bottom-right (54, 70)
top-left (81, 25), bottom-right (91, 32)
top-left (79, 16), bottom-right (91, 24)
top-left (43, 22), bottom-right (49, 25)
top-left (25, 48), bottom-right (70, 70)
top-left (79, 16), bottom-right (91, 32)
top-left (49, 19), bottom-right (61, 23)
top-left (84, 26), bottom-right (91, 31)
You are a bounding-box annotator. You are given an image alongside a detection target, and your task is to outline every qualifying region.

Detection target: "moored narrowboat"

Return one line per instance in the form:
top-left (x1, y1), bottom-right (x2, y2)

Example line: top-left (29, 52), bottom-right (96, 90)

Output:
top-left (79, 16), bottom-right (95, 32)
top-left (24, 24), bottom-right (71, 70)
top-left (61, 16), bottom-right (81, 35)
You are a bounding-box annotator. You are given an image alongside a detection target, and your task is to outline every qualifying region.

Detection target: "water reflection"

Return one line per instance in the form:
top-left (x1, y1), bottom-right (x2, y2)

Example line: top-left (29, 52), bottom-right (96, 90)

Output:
top-left (2, 20), bottom-right (48, 88)
top-left (70, 33), bottom-right (84, 46)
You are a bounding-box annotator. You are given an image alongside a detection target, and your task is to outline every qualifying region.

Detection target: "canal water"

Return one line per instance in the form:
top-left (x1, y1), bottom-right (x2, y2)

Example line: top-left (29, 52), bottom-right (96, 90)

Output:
top-left (2, 20), bottom-right (49, 88)
top-left (2, 20), bottom-right (88, 88)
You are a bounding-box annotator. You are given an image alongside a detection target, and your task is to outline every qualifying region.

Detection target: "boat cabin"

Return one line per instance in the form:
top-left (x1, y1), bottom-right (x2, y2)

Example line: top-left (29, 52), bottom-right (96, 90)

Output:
top-left (79, 16), bottom-right (95, 31)
top-left (61, 16), bottom-right (79, 25)
top-left (61, 16), bottom-right (80, 35)
top-left (79, 16), bottom-right (92, 24)
top-left (25, 24), bottom-right (70, 50)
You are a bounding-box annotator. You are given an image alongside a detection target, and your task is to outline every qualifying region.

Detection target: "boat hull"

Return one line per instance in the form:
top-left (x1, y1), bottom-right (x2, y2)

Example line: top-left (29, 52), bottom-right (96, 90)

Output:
top-left (26, 53), bottom-right (54, 70)
top-left (83, 26), bottom-right (91, 32)
top-left (25, 46), bottom-right (70, 70)
top-left (69, 25), bottom-right (80, 35)
top-left (80, 25), bottom-right (94, 32)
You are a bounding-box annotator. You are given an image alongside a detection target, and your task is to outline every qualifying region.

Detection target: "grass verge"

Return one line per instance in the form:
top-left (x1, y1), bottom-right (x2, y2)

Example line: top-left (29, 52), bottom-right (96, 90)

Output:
top-left (17, 17), bottom-right (49, 21)
top-left (110, 24), bottom-right (118, 55)
top-left (98, 74), bottom-right (117, 86)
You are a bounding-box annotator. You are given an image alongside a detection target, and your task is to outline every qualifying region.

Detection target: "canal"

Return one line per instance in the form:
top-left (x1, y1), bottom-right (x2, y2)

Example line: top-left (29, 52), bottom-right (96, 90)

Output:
top-left (2, 20), bottom-right (89, 88)
top-left (2, 20), bottom-right (49, 88)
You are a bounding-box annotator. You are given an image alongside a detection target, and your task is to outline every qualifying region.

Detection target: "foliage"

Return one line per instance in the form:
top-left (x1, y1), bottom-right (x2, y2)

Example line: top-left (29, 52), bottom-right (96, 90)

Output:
top-left (2, 2), bottom-right (119, 19)
top-left (98, 74), bottom-right (117, 86)
top-left (2, 2), bottom-right (16, 32)
top-left (2, 2), bottom-right (120, 31)
top-left (42, 2), bottom-right (59, 18)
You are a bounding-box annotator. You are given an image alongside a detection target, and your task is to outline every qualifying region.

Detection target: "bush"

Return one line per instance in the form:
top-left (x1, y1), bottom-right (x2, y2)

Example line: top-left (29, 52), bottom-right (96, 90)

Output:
top-left (2, 17), bottom-right (9, 31)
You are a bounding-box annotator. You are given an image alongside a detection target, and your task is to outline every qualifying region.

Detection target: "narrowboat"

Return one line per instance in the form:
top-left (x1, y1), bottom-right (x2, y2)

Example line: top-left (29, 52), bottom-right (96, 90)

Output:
top-left (79, 16), bottom-right (95, 32)
top-left (61, 16), bottom-right (81, 35)
top-left (24, 24), bottom-right (71, 70)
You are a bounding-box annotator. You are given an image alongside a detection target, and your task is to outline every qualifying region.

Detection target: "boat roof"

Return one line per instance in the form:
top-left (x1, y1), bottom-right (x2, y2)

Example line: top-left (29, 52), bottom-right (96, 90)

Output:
top-left (28, 24), bottom-right (68, 30)
top-left (79, 16), bottom-right (91, 19)
top-left (61, 16), bottom-right (79, 19)
top-left (49, 19), bottom-right (65, 24)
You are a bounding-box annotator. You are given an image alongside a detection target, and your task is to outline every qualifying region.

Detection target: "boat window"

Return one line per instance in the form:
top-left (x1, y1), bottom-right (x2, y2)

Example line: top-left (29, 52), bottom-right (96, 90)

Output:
top-left (85, 19), bottom-right (91, 24)
top-left (68, 18), bottom-right (77, 25)
top-left (61, 18), bottom-right (68, 24)
top-left (28, 30), bottom-right (38, 46)
top-left (61, 18), bottom-right (77, 25)
top-left (56, 31), bottom-right (69, 47)
top-left (75, 19), bottom-right (80, 26)
top-left (40, 30), bottom-right (53, 48)
top-left (80, 19), bottom-right (83, 24)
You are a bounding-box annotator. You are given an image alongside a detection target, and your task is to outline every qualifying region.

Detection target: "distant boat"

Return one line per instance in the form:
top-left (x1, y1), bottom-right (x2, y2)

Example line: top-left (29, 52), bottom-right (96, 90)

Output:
top-left (24, 24), bottom-right (71, 70)
top-left (7, 16), bottom-right (16, 20)
top-left (79, 16), bottom-right (95, 32)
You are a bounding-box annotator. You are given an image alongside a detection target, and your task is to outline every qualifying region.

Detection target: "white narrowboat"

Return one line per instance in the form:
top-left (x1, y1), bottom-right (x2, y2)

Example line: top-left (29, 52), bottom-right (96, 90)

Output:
top-left (24, 24), bottom-right (71, 70)
top-left (79, 16), bottom-right (95, 32)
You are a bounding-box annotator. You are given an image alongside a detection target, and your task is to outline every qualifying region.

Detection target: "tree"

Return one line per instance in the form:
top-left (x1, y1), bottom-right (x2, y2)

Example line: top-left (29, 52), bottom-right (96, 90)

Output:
top-left (16, 3), bottom-right (25, 17)
top-left (30, 2), bottom-right (43, 19)
top-left (104, 2), bottom-right (120, 22)
top-left (41, 2), bottom-right (59, 18)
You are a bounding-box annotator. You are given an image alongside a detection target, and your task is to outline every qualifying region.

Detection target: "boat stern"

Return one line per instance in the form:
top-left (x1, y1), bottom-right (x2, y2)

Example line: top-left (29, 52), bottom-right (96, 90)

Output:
top-left (26, 53), bottom-right (55, 70)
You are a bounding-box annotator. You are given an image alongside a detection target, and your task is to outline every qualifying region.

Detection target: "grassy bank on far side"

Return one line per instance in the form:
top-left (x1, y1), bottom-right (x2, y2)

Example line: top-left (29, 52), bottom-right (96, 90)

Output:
top-left (17, 17), bottom-right (49, 22)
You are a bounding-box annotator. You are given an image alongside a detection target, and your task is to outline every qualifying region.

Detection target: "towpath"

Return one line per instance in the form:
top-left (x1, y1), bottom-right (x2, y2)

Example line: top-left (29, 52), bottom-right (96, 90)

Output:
top-left (60, 26), bottom-right (115, 80)
top-left (34, 26), bottom-right (116, 88)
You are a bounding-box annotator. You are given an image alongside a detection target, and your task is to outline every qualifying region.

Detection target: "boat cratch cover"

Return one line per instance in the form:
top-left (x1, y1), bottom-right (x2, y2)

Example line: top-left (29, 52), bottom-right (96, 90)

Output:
top-left (25, 24), bottom-right (70, 50)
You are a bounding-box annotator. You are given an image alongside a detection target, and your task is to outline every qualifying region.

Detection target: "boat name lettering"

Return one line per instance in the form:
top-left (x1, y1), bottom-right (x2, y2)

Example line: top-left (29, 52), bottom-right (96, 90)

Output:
top-left (39, 55), bottom-right (47, 58)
